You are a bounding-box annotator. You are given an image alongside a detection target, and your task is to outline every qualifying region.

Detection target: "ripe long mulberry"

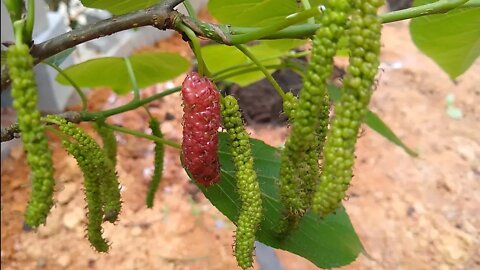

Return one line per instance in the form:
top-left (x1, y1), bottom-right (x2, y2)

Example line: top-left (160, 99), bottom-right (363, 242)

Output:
top-left (181, 72), bottom-right (221, 187)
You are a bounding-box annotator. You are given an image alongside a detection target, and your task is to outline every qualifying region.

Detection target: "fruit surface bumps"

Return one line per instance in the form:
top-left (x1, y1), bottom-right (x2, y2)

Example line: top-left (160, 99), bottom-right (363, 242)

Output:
top-left (7, 44), bottom-right (55, 228)
top-left (221, 95), bottom-right (262, 270)
top-left (312, 0), bottom-right (383, 217)
top-left (46, 115), bottom-right (113, 251)
top-left (278, 0), bottom-right (350, 230)
top-left (92, 121), bottom-right (121, 222)
top-left (146, 118), bottom-right (165, 208)
top-left (181, 72), bottom-right (221, 187)
top-left (50, 116), bottom-right (122, 223)
top-left (62, 139), bottom-right (110, 252)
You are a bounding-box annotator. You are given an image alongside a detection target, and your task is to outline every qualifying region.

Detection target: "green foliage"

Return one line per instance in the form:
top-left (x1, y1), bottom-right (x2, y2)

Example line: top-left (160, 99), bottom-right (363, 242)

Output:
top-left (80, 0), bottom-right (159, 15)
top-left (410, 0), bottom-right (480, 79)
top-left (146, 118), bottom-right (165, 208)
top-left (4, 0), bottom-right (22, 22)
top-left (194, 133), bottom-right (364, 268)
top-left (7, 44), bottom-right (55, 228)
top-left (208, 0), bottom-right (325, 27)
top-left (221, 96), bottom-right (263, 269)
top-left (202, 40), bottom-right (303, 86)
top-left (364, 111), bottom-right (418, 156)
top-left (56, 52), bottom-right (189, 94)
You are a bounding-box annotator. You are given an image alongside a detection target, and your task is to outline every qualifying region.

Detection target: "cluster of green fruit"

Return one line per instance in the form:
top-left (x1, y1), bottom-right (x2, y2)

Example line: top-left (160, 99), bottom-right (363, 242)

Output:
top-left (278, 0), bottom-right (383, 233)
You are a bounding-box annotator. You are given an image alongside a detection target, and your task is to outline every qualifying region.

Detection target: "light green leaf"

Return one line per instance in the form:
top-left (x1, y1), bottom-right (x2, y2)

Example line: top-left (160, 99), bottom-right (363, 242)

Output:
top-left (410, 0), bottom-right (480, 79)
top-left (327, 86), bottom-right (418, 156)
top-left (208, 0), bottom-right (325, 27)
top-left (204, 40), bottom-right (304, 86)
top-left (80, 0), bottom-right (160, 15)
top-left (189, 133), bottom-right (364, 268)
top-left (57, 52), bottom-right (189, 95)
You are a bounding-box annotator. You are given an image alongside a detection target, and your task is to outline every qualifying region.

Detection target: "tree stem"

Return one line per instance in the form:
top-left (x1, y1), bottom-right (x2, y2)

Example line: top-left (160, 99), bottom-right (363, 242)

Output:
top-left (25, 0), bottom-right (35, 43)
top-left (124, 57), bottom-right (140, 101)
top-left (105, 124), bottom-right (181, 149)
top-left (43, 61), bottom-right (88, 111)
top-left (235, 44), bottom-right (286, 98)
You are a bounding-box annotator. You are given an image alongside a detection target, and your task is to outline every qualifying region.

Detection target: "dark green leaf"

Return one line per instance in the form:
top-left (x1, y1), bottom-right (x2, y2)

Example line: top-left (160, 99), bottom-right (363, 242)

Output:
top-left (80, 0), bottom-right (159, 15)
top-left (56, 52), bottom-right (189, 95)
top-left (44, 48), bottom-right (75, 66)
top-left (364, 111), bottom-right (418, 156)
top-left (410, 0), bottom-right (480, 79)
top-left (190, 133), bottom-right (364, 268)
top-left (327, 85), bottom-right (418, 156)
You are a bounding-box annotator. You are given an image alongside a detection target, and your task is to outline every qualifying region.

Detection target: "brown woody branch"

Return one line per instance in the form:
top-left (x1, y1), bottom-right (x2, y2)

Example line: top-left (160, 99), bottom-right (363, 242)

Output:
top-left (1, 0), bottom-right (186, 91)
top-left (1, 111), bottom-right (82, 142)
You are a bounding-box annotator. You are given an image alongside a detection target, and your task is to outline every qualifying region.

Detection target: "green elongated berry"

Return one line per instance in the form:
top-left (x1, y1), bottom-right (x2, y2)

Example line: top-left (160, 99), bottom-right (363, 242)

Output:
top-left (62, 139), bottom-right (109, 252)
top-left (277, 0), bottom-right (350, 234)
top-left (221, 96), bottom-right (262, 270)
top-left (146, 118), bottom-right (165, 208)
top-left (93, 121), bottom-right (117, 168)
top-left (312, 0), bottom-right (383, 217)
top-left (47, 116), bottom-right (122, 223)
top-left (7, 44), bottom-right (55, 228)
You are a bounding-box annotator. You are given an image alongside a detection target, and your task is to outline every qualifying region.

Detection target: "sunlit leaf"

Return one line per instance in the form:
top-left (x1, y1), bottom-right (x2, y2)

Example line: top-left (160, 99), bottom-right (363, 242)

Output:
top-left (57, 52), bottom-right (189, 95)
top-left (410, 0), bottom-right (480, 79)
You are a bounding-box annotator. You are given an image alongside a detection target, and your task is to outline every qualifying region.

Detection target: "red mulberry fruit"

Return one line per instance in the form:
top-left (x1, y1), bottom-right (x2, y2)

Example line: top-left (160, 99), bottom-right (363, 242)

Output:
top-left (181, 72), bottom-right (221, 187)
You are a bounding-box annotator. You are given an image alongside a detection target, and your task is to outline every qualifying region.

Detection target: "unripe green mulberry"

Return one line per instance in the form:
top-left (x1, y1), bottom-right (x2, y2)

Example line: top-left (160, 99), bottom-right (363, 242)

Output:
top-left (63, 119), bottom-right (122, 223)
top-left (47, 115), bottom-right (122, 224)
top-left (221, 96), bottom-right (262, 270)
top-left (146, 118), bottom-right (165, 208)
top-left (93, 121), bottom-right (117, 168)
top-left (277, 0), bottom-right (350, 234)
top-left (7, 43), bottom-right (55, 228)
top-left (62, 139), bottom-right (109, 252)
top-left (312, 0), bottom-right (383, 217)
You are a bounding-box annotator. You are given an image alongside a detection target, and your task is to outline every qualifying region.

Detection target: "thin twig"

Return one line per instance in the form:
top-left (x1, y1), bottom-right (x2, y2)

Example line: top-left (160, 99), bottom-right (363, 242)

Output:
top-left (43, 61), bottom-right (88, 111)
top-left (1, 111), bottom-right (82, 142)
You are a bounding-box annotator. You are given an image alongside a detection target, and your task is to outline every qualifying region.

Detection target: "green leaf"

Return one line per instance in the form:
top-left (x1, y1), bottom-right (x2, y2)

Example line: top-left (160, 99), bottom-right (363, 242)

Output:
top-left (208, 0), bottom-right (325, 27)
top-left (204, 40), bottom-right (304, 86)
top-left (364, 111), bottom-right (418, 156)
top-left (56, 52), bottom-right (189, 95)
top-left (44, 48), bottom-right (75, 66)
top-left (191, 133), bottom-right (364, 268)
top-left (327, 86), bottom-right (418, 156)
top-left (410, 0), bottom-right (480, 79)
top-left (80, 0), bottom-right (159, 15)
